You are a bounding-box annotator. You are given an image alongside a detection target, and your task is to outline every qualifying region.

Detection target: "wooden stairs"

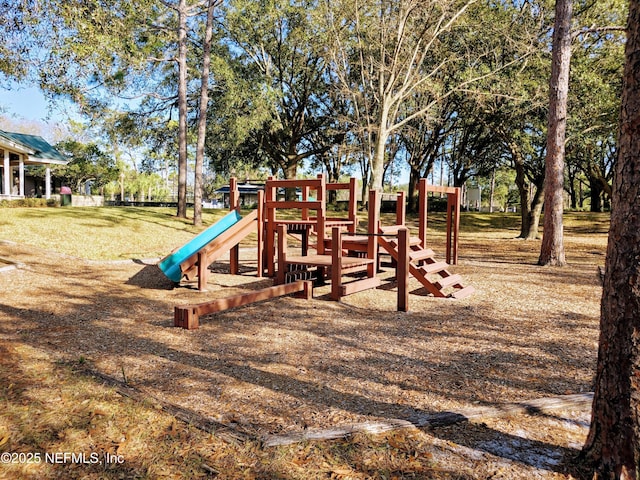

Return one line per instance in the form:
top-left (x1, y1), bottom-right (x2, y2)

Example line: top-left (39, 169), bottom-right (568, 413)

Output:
top-left (378, 226), bottom-right (475, 299)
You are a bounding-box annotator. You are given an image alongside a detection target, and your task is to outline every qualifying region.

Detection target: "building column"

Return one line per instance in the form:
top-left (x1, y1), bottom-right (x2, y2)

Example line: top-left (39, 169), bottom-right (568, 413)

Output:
top-left (45, 166), bottom-right (51, 199)
top-left (3, 150), bottom-right (9, 196)
top-left (18, 157), bottom-right (25, 196)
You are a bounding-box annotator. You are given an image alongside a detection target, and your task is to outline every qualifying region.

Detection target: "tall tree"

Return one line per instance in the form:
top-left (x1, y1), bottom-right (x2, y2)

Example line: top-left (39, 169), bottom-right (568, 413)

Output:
top-left (175, 0), bottom-right (189, 218)
top-left (567, 0), bottom-right (625, 212)
top-left (193, 0), bottom-right (217, 227)
top-left (539, 0), bottom-right (572, 266)
top-left (485, 0), bottom-right (551, 239)
top-left (323, 0), bottom-right (483, 191)
top-left (25, 0), bottom-right (217, 219)
top-left (222, 0), bottom-right (335, 180)
top-left (580, 0), bottom-right (640, 475)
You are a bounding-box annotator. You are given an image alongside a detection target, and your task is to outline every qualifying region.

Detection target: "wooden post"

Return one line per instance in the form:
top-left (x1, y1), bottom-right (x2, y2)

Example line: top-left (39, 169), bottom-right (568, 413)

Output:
top-left (256, 189), bottom-right (264, 277)
top-left (301, 184), bottom-right (310, 221)
top-left (348, 177), bottom-right (358, 233)
top-left (174, 306), bottom-right (199, 330)
top-left (229, 177), bottom-right (240, 274)
top-left (418, 179), bottom-right (428, 250)
top-left (446, 192), bottom-right (453, 265)
top-left (453, 187), bottom-right (460, 265)
top-left (276, 223), bottom-right (287, 285)
top-left (368, 189), bottom-right (380, 278)
top-left (316, 174), bottom-right (327, 255)
top-left (294, 279), bottom-right (314, 299)
top-left (397, 227), bottom-right (409, 312)
top-left (197, 250), bottom-right (208, 291)
top-left (266, 177), bottom-right (277, 277)
top-left (396, 190), bottom-right (406, 226)
top-left (445, 188), bottom-right (461, 265)
top-left (229, 177), bottom-right (239, 211)
top-left (330, 226), bottom-right (342, 300)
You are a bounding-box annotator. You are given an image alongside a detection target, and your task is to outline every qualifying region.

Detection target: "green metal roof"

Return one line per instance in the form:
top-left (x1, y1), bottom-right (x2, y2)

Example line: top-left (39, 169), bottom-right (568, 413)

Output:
top-left (0, 129), bottom-right (68, 163)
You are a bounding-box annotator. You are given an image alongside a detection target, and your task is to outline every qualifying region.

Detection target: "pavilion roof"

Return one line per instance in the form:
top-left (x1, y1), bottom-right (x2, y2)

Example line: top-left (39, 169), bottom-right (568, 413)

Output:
top-left (0, 129), bottom-right (68, 164)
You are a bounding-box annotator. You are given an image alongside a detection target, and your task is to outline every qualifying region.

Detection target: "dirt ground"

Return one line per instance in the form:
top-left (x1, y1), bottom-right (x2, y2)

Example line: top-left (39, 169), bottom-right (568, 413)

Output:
top-left (0, 225), bottom-right (606, 479)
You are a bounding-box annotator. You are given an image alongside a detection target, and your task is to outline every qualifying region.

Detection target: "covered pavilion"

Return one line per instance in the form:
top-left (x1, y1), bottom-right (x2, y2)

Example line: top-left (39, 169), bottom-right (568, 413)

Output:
top-left (0, 129), bottom-right (68, 200)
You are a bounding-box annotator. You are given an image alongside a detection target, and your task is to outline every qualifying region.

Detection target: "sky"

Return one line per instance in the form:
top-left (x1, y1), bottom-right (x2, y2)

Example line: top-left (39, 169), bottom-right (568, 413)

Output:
top-left (0, 86), bottom-right (53, 121)
top-left (0, 84), bottom-right (80, 143)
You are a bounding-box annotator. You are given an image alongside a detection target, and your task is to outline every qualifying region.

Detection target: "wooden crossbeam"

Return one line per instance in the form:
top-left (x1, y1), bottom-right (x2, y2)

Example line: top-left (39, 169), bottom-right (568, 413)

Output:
top-left (340, 277), bottom-right (382, 296)
top-left (174, 280), bottom-right (312, 330)
top-left (421, 184), bottom-right (459, 194)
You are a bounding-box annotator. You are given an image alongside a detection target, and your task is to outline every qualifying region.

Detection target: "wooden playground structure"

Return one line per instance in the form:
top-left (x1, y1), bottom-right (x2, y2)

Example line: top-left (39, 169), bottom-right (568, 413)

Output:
top-left (166, 175), bottom-right (474, 329)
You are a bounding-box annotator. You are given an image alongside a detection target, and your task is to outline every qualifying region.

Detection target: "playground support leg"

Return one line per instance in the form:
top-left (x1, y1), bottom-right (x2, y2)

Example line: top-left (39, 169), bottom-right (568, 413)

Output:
top-left (330, 227), bottom-right (343, 300)
top-left (367, 189), bottom-right (380, 278)
top-left (452, 188), bottom-right (460, 265)
top-left (419, 179), bottom-right (428, 250)
top-left (230, 177), bottom-right (240, 274)
top-left (294, 279), bottom-right (314, 300)
top-left (276, 224), bottom-right (287, 285)
top-left (445, 190), bottom-right (460, 265)
top-left (256, 190), bottom-right (265, 277)
top-left (397, 227), bottom-right (409, 312)
top-left (197, 251), bottom-right (209, 291)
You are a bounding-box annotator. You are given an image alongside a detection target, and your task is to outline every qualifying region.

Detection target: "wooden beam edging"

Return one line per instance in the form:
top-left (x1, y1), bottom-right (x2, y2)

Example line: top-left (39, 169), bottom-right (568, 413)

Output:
top-left (261, 392), bottom-right (594, 447)
top-left (174, 280), bottom-right (313, 329)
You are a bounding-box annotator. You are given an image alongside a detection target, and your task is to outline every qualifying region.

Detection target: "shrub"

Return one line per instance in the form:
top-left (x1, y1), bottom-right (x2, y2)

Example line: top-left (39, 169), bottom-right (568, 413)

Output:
top-left (0, 198), bottom-right (58, 208)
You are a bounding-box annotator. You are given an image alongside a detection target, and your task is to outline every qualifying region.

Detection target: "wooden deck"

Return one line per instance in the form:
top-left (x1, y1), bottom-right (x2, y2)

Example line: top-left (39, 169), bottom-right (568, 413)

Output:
top-left (282, 254), bottom-right (374, 268)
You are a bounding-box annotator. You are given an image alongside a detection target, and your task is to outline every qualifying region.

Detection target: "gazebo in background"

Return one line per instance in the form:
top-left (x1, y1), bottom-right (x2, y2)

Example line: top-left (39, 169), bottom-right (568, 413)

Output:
top-left (0, 129), bottom-right (68, 200)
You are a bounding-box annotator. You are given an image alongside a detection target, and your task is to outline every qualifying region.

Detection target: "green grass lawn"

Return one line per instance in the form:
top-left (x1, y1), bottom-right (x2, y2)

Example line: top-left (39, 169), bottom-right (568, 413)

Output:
top-left (0, 207), bottom-right (234, 260)
top-left (0, 206), bottom-right (610, 260)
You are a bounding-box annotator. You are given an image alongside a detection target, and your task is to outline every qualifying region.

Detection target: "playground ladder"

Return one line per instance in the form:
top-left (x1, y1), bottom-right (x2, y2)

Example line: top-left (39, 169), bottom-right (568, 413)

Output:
top-left (377, 226), bottom-right (475, 299)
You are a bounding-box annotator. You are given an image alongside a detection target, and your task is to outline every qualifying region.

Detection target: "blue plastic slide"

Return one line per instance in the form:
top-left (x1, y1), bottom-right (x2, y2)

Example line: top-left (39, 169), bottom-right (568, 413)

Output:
top-left (158, 210), bottom-right (242, 282)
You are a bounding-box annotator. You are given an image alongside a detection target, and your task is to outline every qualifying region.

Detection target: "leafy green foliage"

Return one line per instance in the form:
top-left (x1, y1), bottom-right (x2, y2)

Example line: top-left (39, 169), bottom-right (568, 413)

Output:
top-left (50, 139), bottom-right (118, 194)
top-left (219, 0), bottom-right (339, 178)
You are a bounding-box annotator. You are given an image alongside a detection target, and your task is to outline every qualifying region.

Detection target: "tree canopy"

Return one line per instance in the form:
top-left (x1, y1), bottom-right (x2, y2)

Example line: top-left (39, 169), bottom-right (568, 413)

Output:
top-left (0, 0), bottom-right (628, 222)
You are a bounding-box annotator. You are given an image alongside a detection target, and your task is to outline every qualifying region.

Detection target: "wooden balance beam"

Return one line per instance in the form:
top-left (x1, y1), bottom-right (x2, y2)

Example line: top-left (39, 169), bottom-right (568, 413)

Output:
top-left (174, 280), bottom-right (313, 330)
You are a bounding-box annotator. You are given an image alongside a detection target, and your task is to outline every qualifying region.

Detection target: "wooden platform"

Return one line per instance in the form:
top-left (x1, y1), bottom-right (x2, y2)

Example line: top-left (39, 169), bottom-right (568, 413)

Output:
top-left (283, 254), bottom-right (374, 268)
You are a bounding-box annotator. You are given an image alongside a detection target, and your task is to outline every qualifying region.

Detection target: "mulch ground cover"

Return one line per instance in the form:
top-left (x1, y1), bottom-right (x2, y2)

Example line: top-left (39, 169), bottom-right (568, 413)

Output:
top-left (0, 217), bottom-right (606, 479)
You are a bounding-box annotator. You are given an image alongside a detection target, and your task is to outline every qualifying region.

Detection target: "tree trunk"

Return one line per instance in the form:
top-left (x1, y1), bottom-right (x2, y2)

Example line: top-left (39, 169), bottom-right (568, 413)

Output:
top-left (525, 184), bottom-right (544, 240)
top-left (567, 164), bottom-right (578, 209)
top-left (514, 157), bottom-right (532, 238)
top-left (580, 1), bottom-right (640, 476)
top-left (407, 166), bottom-right (421, 213)
top-left (283, 159), bottom-right (298, 201)
top-left (590, 176), bottom-right (604, 212)
top-left (176, 0), bottom-right (188, 219)
top-left (513, 149), bottom-right (544, 240)
top-left (193, 0), bottom-right (215, 227)
top-left (489, 168), bottom-right (496, 213)
top-left (539, 0), bottom-right (571, 266)
top-left (370, 107), bottom-right (390, 191)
